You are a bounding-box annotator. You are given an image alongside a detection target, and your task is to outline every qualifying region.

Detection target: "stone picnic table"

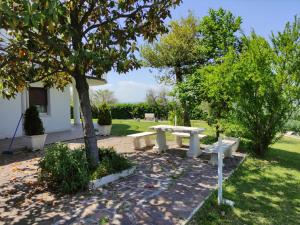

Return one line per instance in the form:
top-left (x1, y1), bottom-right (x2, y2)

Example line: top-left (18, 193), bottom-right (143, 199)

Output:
top-left (149, 125), bottom-right (205, 157)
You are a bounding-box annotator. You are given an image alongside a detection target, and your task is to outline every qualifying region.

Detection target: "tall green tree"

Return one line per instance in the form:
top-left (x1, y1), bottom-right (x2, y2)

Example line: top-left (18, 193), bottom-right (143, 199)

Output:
top-left (176, 50), bottom-right (237, 138)
top-left (90, 89), bottom-right (117, 106)
top-left (232, 31), bottom-right (300, 155)
top-left (145, 88), bottom-right (169, 107)
top-left (0, 0), bottom-right (181, 168)
top-left (181, 23), bottom-right (300, 155)
top-left (141, 13), bottom-right (202, 126)
top-left (175, 8), bottom-right (242, 133)
top-left (198, 8), bottom-right (242, 63)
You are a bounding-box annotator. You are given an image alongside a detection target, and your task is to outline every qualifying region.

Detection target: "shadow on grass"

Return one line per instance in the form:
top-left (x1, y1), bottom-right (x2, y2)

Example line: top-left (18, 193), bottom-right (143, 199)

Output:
top-left (266, 147), bottom-right (300, 171)
top-left (190, 147), bottom-right (300, 225)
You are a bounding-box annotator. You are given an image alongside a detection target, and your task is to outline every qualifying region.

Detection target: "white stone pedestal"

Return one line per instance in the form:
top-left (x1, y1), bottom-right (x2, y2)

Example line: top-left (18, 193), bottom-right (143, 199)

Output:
top-left (153, 129), bottom-right (168, 153)
top-left (187, 132), bottom-right (201, 157)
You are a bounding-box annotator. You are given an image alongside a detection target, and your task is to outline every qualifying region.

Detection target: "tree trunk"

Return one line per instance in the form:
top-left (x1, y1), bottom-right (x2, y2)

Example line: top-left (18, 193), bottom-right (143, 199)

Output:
top-left (175, 68), bottom-right (191, 127)
top-left (69, 13), bottom-right (99, 168)
top-left (182, 100), bottom-right (191, 127)
top-left (74, 73), bottom-right (99, 168)
top-left (216, 124), bottom-right (220, 140)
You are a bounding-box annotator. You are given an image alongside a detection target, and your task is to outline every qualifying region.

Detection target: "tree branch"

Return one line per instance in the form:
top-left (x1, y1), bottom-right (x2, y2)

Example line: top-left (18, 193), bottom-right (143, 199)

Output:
top-left (82, 3), bottom-right (155, 36)
top-left (80, 0), bottom-right (96, 26)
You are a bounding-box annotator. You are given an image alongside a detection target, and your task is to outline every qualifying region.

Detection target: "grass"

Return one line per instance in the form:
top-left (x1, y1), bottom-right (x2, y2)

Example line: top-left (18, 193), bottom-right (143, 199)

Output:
top-left (78, 119), bottom-right (300, 224)
top-left (189, 136), bottom-right (300, 225)
top-left (110, 119), bottom-right (215, 140)
top-left (111, 120), bottom-right (300, 224)
top-left (73, 118), bottom-right (215, 137)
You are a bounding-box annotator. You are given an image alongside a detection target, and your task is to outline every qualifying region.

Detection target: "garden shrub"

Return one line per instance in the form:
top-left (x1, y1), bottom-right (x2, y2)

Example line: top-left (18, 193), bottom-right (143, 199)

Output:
top-left (39, 143), bottom-right (89, 194)
top-left (201, 135), bottom-right (217, 145)
top-left (221, 120), bottom-right (247, 138)
top-left (110, 103), bottom-right (169, 120)
top-left (111, 103), bottom-right (134, 119)
top-left (23, 106), bottom-right (45, 135)
top-left (168, 108), bottom-right (184, 126)
top-left (291, 109), bottom-right (300, 121)
top-left (91, 104), bottom-right (99, 118)
top-left (97, 103), bottom-right (112, 125)
top-left (284, 120), bottom-right (300, 134)
top-left (190, 106), bottom-right (208, 120)
top-left (90, 148), bottom-right (133, 179)
top-left (39, 144), bottom-right (133, 194)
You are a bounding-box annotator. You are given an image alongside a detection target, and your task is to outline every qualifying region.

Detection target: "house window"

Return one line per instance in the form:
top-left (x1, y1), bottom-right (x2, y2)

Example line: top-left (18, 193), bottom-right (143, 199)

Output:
top-left (29, 87), bottom-right (48, 113)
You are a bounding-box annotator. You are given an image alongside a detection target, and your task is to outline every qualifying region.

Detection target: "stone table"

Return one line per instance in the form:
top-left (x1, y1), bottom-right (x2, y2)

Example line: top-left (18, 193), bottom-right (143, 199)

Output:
top-left (149, 125), bottom-right (205, 157)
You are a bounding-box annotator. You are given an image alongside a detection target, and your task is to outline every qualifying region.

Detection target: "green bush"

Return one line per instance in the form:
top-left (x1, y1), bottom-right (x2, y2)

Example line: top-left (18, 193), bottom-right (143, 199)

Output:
top-left (284, 120), bottom-right (300, 133)
top-left (291, 109), bottom-right (300, 121)
top-left (168, 108), bottom-right (184, 126)
top-left (39, 143), bottom-right (89, 194)
top-left (190, 106), bottom-right (208, 120)
top-left (97, 103), bottom-right (112, 125)
top-left (90, 148), bottom-right (133, 179)
top-left (23, 106), bottom-right (44, 135)
top-left (221, 120), bottom-right (247, 138)
top-left (201, 135), bottom-right (217, 145)
top-left (110, 103), bottom-right (169, 120)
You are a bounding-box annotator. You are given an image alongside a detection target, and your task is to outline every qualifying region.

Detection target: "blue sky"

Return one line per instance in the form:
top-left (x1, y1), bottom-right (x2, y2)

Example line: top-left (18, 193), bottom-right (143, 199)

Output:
top-left (93, 0), bottom-right (300, 103)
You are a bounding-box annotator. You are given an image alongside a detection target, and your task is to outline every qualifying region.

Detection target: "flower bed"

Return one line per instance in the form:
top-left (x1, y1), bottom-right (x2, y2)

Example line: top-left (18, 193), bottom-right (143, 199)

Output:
top-left (39, 144), bottom-right (133, 194)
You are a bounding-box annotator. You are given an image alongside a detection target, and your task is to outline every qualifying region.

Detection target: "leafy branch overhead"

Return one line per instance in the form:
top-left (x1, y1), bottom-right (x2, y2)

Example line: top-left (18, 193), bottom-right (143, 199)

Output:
top-left (0, 0), bottom-right (181, 97)
top-left (0, 0), bottom-right (181, 168)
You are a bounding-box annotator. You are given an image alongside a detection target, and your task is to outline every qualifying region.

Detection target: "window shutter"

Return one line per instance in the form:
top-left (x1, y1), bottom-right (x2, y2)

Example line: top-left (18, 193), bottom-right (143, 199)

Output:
top-left (29, 88), bottom-right (48, 106)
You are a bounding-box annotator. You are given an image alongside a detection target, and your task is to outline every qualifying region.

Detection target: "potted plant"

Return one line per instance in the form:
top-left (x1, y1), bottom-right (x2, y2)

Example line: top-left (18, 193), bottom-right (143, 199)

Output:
top-left (23, 106), bottom-right (47, 151)
top-left (96, 103), bottom-right (112, 136)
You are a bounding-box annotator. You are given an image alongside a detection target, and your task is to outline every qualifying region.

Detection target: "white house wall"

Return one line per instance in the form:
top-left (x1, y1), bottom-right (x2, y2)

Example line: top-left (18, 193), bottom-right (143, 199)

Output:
top-left (0, 94), bottom-right (23, 139)
top-left (0, 84), bottom-right (71, 139)
top-left (30, 83), bottom-right (71, 134)
top-left (42, 87), bottom-right (71, 133)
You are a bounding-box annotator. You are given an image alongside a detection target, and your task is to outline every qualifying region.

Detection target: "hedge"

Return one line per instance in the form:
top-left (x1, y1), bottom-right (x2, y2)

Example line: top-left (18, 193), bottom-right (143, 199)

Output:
top-left (71, 102), bottom-right (206, 120)
top-left (284, 120), bottom-right (300, 134)
top-left (111, 103), bottom-right (169, 119)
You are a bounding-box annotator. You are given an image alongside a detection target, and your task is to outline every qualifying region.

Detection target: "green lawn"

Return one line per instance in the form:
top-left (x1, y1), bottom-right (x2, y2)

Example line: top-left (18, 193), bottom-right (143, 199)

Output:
top-left (189, 136), bottom-right (300, 225)
top-left (111, 120), bottom-right (300, 224)
top-left (110, 119), bottom-right (215, 140)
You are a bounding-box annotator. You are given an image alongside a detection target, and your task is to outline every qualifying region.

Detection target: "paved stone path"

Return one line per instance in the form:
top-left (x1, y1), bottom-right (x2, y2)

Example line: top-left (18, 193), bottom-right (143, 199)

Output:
top-left (0, 125), bottom-right (85, 153)
top-left (66, 151), bottom-right (242, 225)
top-left (0, 137), bottom-right (244, 225)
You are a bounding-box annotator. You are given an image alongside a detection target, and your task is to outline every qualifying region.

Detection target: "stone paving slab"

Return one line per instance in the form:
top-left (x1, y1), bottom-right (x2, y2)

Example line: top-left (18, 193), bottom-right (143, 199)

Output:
top-left (64, 151), bottom-right (243, 225)
top-left (0, 137), bottom-right (244, 225)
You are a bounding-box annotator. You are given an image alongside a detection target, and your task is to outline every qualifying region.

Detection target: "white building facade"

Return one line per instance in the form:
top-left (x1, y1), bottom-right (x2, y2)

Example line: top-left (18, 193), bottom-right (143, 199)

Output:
top-left (0, 76), bottom-right (106, 139)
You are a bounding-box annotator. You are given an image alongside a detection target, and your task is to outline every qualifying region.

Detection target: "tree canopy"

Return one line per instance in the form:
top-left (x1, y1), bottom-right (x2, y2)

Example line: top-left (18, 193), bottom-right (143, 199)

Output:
top-left (168, 8), bottom-right (242, 126)
top-left (90, 89), bottom-right (118, 106)
top-left (141, 12), bottom-right (202, 84)
top-left (178, 16), bottom-right (300, 155)
top-left (145, 88), bottom-right (169, 107)
top-left (198, 8), bottom-right (242, 63)
top-left (0, 0), bottom-right (181, 168)
top-left (0, 0), bottom-right (181, 97)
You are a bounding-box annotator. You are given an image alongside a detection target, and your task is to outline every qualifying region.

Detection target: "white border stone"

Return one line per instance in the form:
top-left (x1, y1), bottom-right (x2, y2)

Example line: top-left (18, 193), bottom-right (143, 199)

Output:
top-left (89, 166), bottom-right (136, 189)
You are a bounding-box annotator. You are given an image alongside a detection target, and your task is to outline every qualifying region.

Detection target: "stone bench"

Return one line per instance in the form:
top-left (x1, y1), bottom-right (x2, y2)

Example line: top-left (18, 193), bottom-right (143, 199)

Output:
top-left (204, 137), bottom-right (240, 166)
top-left (172, 132), bottom-right (207, 147)
top-left (127, 132), bottom-right (157, 150)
